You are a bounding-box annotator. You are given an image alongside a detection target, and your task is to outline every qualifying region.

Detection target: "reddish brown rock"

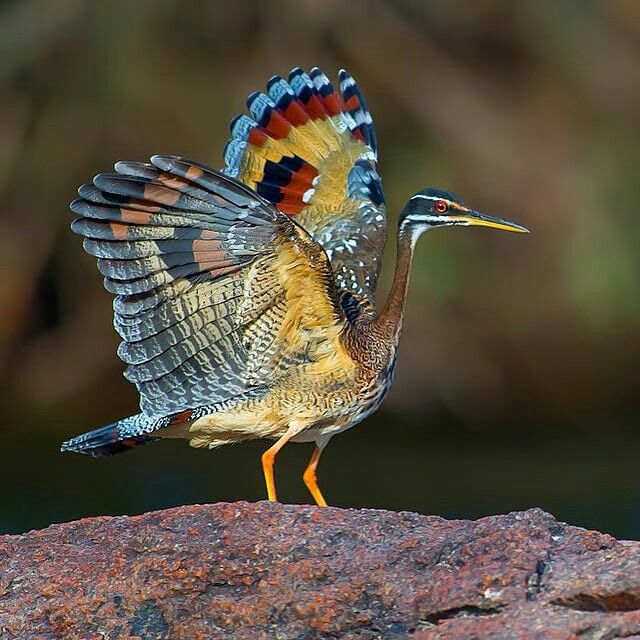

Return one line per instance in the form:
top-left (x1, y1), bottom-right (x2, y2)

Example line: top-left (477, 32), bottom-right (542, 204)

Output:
top-left (1, 503), bottom-right (639, 639)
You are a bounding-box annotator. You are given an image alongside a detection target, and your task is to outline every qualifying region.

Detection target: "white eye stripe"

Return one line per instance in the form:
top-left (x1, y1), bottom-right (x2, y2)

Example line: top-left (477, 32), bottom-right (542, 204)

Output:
top-left (404, 214), bottom-right (449, 224)
top-left (409, 193), bottom-right (466, 212)
top-left (409, 194), bottom-right (440, 202)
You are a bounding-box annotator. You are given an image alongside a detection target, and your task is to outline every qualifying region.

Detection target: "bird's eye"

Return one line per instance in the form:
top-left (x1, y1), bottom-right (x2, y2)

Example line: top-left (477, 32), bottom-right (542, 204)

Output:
top-left (434, 200), bottom-right (448, 213)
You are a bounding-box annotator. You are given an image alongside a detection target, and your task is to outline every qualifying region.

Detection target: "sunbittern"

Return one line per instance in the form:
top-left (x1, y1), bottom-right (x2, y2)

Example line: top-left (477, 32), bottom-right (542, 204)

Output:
top-left (62, 67), bottom-right (528, 506)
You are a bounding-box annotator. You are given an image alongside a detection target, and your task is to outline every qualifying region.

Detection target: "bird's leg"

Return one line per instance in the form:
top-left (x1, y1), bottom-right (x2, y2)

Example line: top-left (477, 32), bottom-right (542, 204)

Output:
top-left (261, 429), bottom-right (298, 502)
top-left (303, 437), bottom-right (330, 507)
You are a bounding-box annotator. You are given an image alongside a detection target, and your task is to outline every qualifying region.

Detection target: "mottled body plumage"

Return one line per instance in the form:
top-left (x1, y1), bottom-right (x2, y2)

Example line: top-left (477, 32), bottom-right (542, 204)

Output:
top-left (62, 67), bottom-right (527, 504)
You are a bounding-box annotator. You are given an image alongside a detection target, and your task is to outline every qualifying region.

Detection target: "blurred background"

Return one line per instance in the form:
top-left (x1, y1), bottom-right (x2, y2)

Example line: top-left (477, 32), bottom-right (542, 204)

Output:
top-left (1, 0), bottom-right (640, 538)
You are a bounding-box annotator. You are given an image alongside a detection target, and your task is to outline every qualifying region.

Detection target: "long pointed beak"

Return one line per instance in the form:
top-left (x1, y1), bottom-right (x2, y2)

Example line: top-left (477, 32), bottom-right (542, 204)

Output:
top-left (450, 210), bottom-right (529, 234)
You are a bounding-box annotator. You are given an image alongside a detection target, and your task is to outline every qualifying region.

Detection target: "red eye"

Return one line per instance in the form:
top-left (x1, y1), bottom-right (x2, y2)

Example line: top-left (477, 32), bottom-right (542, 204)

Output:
top-left (434, 200), bottom-right (448, 213)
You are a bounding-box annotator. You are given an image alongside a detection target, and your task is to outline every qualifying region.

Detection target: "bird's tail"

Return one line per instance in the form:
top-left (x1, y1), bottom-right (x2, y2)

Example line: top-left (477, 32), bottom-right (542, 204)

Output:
top-left (60, 413), bottom-right (161, 458)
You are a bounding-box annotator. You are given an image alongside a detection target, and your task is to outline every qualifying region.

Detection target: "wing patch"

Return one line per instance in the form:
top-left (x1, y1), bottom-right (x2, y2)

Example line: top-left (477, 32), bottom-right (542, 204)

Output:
top-left (222, 67), bottom-right (387, 312)
top-left (71, 155), bottom-right (349, 417)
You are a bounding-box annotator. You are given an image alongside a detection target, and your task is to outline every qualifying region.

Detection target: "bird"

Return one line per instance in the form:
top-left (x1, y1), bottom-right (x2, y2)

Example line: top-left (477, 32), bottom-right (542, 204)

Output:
top-left (61, 66), bottom-right (528, 506)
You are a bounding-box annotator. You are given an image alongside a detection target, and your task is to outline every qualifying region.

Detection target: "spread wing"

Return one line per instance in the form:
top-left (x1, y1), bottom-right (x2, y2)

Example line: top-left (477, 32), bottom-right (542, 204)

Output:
top-left (71, 156), bottom-right (351, 416)
top-left (223, 67), bottom-right (386, 318)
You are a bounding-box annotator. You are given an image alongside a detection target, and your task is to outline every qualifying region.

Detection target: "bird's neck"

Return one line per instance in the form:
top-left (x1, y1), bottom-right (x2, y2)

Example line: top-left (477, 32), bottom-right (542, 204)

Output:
top-left (374, 224), bottom-right (418, 342)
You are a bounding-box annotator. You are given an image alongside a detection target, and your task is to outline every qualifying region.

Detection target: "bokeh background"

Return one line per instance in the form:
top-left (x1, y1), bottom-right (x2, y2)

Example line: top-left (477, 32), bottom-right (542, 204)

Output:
top-left (1, 0), bottom-right (640, 538)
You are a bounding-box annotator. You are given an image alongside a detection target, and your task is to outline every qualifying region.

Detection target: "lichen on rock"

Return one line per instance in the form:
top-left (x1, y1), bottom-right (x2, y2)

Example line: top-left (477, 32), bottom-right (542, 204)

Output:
top-left (0, 503), bottom-right (639, 639)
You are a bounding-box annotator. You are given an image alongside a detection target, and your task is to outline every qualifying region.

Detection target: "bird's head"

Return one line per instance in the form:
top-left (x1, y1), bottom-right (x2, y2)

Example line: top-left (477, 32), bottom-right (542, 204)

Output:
top-left (399, 188), bottom-right (529, 240)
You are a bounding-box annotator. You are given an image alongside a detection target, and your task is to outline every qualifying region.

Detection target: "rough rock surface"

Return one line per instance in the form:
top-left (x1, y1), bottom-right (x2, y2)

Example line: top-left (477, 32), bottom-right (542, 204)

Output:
top-left (1, 503), bottom-right (639, 639)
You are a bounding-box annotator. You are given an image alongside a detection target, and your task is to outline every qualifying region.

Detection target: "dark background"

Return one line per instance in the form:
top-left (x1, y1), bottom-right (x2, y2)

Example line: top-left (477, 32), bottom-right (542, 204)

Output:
top-left (1, 0), bottom-right (640, 538)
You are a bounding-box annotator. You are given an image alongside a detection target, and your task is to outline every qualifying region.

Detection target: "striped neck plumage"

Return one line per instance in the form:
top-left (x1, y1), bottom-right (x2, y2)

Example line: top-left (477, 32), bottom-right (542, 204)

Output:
top-left (374, 224), bottom-right (418, 342)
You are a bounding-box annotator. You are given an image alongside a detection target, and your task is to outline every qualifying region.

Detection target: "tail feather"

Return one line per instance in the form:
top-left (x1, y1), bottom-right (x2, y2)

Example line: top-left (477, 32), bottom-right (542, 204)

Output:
top-left (60, 414), bottom-right (161, 458)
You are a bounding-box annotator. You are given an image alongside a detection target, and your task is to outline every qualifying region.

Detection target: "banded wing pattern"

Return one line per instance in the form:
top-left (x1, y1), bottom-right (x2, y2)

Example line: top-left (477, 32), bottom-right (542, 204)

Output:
top-left (71, 156), bottom-right (348, 416)
top-left (223, 67), bottom-right (387, 316)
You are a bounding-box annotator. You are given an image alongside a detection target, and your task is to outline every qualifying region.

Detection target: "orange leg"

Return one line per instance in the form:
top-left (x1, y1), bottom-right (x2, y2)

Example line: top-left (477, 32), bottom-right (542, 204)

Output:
top-left (261, 430), bottom-right (297, 502)
top-left (303, 443), bottom-right (328, 507)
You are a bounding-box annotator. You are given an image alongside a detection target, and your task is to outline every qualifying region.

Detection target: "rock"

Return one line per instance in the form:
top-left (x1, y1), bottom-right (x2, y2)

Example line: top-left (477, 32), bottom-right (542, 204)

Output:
top-left (0, 503), bottom-right (639, 639)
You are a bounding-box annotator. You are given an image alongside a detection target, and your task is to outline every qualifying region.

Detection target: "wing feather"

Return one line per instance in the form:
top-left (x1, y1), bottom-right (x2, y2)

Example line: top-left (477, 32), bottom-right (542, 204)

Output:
top-left (222, 67), bottom-right (386, 315)
top-left (71, 155), bottom-right (349, 416)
